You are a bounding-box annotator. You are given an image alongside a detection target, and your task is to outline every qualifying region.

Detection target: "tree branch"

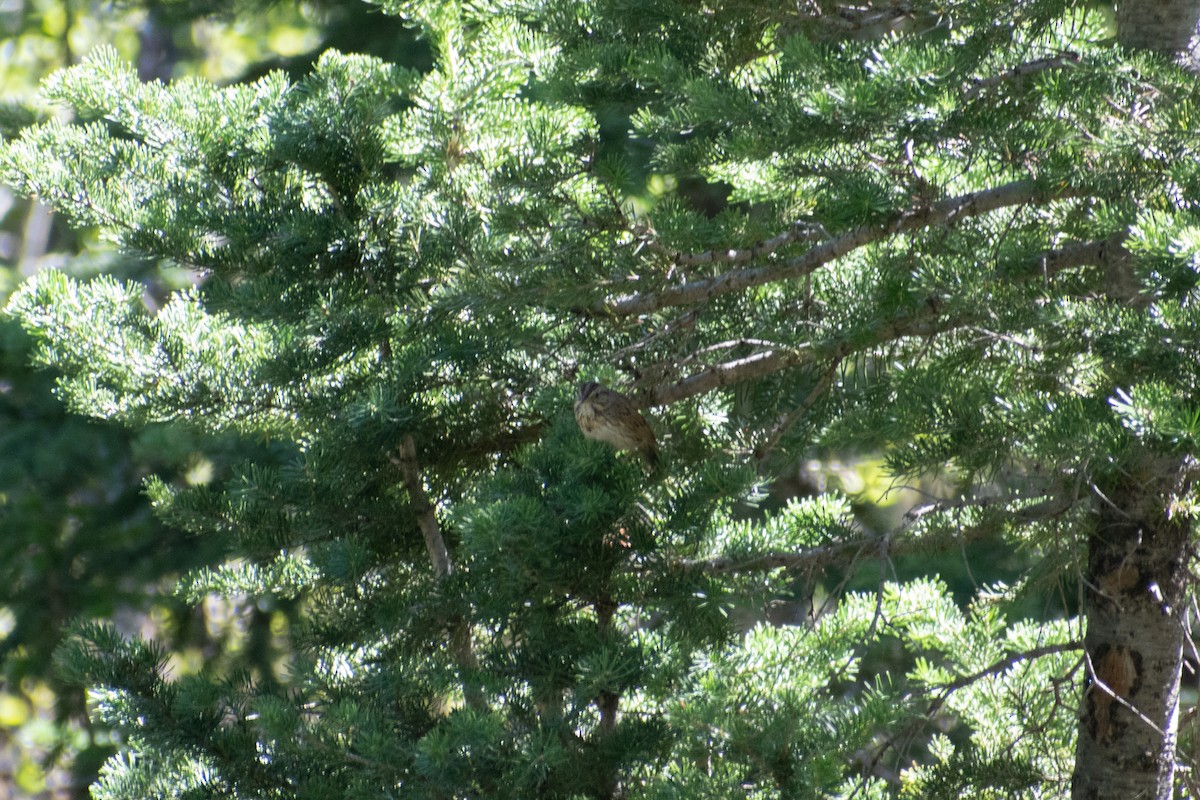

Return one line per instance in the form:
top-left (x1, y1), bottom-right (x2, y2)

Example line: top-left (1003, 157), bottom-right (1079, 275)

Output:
top-left (392, 435), bottom-right (485, 710)
top-left (1022, 233), bottom-right (1144, 306)
top-left (601, 180), bottom-right (1084, 317)
top-left (789, 1), bottom-right (921, 38)
top-left (853, 639), bottom-right (1080, 788)
top-left (657, 221), bottom-right (828, 268)
top-left (629, 231), bottom-right (1135, 412)
top-left (754, 357), bottom-right (843, 461)
top-left (934, 641), bottom-right (1083, 698)
top-left (1033, 237), bottom-right (1119, 277)
top-left (432, 238), bottom-right (1129, 468)
top-left (963, 53), bottom-right (1081, 100)
top-left (394, 435), bottom-right (454, 579)
top-left (671, 493), bottom-right (1074, 577)
top-left (643, 309), bottom-right (944, 407)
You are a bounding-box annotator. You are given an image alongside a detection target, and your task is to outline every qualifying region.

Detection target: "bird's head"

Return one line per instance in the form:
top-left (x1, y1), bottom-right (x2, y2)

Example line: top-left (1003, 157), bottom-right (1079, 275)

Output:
top-left (577, 381), bottom-right (602, 403)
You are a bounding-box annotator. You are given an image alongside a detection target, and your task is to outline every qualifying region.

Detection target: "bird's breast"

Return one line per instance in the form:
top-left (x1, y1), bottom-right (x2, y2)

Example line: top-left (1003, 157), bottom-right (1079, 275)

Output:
top-left (574, 400), bottom-right (600, 432)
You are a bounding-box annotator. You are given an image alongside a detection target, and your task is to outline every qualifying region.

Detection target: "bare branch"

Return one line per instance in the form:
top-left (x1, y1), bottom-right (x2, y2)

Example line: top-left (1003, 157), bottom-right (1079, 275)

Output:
top-left (1033, 237), bottom-right (1116, 276)
top-left (1029, 233), bottom-right (1136, 299)
top-left (792, 1), bottom-right (920, 38)
top-left (611, 309), bottom-right (698, 360)
top-left (625, 232), bottom-right (1130, 412)
top-left (963, 53), bottom-right (1081, 100)
top-left (659, 221), bottom-right (828, 268)
top-left (436, 423), bottom-right (545, 467)
top-left (1082, 649), bottom-right (1169, 739)
top-left (1022, 232), bottom-right (1142, 309)
top-left (601, 180), bottom-right (1084, 317)
top-left (643, 309), bottom-right (944, 407)
top-left (671, 494), bottom-right (1074, 577)
top-left (393, 435), bottom-right (454, 579)
top-left (647, 348), bottom-right (804, 405)
top-left (1020, 233), bottom-right (1144, 306)
top-left (935, 641), bottom-right (1083, 697)
top-left (683, 338), bottom-right (794, 362)
top-left (391, 435), bottom-right (485, 710)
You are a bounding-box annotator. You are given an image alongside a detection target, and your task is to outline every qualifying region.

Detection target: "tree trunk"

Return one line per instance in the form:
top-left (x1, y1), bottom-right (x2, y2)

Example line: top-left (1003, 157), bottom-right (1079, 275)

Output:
top-left (1071, 459), bottom-right (1192, 800)
top-left (1069, 11), bottom-right (1200, 793)
top-left (1116, 0), bottom-right (1200, 61)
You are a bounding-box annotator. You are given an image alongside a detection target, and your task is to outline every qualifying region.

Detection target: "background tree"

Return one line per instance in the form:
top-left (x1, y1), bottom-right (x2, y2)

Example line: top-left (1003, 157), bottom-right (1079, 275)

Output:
top-left (2, 1), bottom-right (1199, 799)
top-left (0, 1), bottom-right (429, 796)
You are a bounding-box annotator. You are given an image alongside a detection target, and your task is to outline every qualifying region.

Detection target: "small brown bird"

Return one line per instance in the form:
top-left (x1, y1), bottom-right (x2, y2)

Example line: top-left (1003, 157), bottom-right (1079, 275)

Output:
top-left (574, 381), bottom-right (659, 469)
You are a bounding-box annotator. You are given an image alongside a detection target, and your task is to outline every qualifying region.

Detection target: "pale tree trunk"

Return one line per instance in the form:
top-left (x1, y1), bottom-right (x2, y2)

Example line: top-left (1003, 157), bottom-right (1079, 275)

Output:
top-left (1071, 458), bottom-right (1192, 800)
top-left (1116, 0), bottom-right (1200, 62)
top-left (1069, 10), bottom-right (1200, 798)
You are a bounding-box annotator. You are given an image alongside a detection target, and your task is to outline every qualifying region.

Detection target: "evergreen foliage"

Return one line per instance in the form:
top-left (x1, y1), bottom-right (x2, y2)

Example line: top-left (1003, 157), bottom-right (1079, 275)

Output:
top-left (3, 0), bottom-right (1200, 797)
top-left (0, 1), bottom-right (434, 793)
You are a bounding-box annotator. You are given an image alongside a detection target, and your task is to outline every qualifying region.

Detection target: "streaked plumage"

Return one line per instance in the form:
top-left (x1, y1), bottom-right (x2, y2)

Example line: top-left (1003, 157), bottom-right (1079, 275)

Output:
top-left (574, 382), bottom-right (659, 469)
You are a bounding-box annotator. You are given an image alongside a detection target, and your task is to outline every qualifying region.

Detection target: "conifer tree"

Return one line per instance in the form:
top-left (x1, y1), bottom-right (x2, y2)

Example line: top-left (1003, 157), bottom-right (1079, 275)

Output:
top-left (0, 3), bottom-right (424, 792)
top-left (3, 1), bottom-right (1200, 798)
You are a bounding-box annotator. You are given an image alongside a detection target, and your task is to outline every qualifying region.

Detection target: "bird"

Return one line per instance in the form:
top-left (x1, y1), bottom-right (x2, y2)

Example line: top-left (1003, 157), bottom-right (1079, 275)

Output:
top-left (574, 381), bottom-right (659, 470)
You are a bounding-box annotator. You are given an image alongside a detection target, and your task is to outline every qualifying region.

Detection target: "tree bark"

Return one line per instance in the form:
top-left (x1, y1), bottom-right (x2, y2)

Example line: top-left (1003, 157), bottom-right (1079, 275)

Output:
top-left (1071, 458), bottom-right (1192, 800)
top-left (1116, 0), bottom-right (1200, 62)
top-left (1068, 10), bottom-right (1200, 795)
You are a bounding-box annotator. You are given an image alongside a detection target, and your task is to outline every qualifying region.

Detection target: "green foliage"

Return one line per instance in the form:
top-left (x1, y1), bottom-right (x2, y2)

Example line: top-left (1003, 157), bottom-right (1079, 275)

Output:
top-left (0, 3), bottom-right (422, 790)
top-left (0, 298), bottom-right (240, 790)
top-left (4, 0), bottom-right (1200, 797)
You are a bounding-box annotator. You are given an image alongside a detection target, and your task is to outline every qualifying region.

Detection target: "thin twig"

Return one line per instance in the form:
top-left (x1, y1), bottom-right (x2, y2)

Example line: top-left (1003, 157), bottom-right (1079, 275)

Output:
top-left (864, 533), bottom-right (893, 642)
top-left (610, 309), bottom-right (699, 360)
top-left (1082, 649), bottom-right (1169, 739)
top-left (755, 358), bottom-right (843, 461)
top-left (933, 641), bottom-right (1082, 699)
